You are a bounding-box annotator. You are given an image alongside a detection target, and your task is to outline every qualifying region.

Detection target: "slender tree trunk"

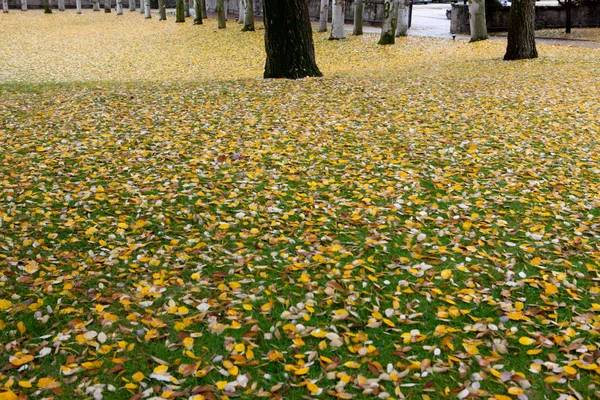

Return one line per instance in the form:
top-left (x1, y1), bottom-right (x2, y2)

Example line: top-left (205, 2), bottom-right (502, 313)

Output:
top-left (353, 0), bottom-right (363, 35)
top-left (201, 0), bottom-right (206, 18)
top-left (378, 0), bottom-right (397, 44)
top-left (504, 0), bottom-right (537, 59)
top-left (76, 0), bottom-right (81, 13)
top-left (129, 0), bottom-right (135, 11)
top-left (329, 0), bottom-right (345, 39)
top-left (469, 0), bottom-right (487, 41)
top-left (104, 0), bottom-right (110, 12)
top-left (242, 0), bottom-right (254, 31)
top-left (3, 0), bottom-right (8, 13)
top-left (565, 0), bottom-right (571, 33)
top-left (43, 0), bottom-right (52, 12)
top-left (176, 0), bottom-right (184, 21)
top-left (184, 0), bottom-right (190, 17)
top-left (139, 0), bottom-right (144, 13)
top-left (144, 0), bottom-right (151, 18)
top-left (224, 0), bottom-right (228, 19)
top-left (217, 0), bottom-right (226, 28)
top-left (159, 0), bottom-right (166, 19)
top-left (117, 0), bottom-right (123, 14)
top-left (94, 0), bottom-right (100, 11)
top-left (319, 0), bottom-right (329, 32)
top-left (21, 0), bottom-right (27, 11)
top-left (193, 0), bottom-right (202, 23)
top-left (237, 0), bottom-right (244, 23)
top-left (264, 0), bottom-right (322, 79)
top-left (58, 0), bottom-right (64, 10)
top-left (396, 0), bottom-right (409, 36)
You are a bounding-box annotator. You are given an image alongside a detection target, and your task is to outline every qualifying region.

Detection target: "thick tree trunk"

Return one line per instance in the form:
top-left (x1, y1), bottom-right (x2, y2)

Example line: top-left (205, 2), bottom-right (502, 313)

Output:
top-left (129, 0), bottom-right (135, 11)
top-left (353, 0), bottom-right (363, 35)
top-left (217, 0), bottom-right (226, 28)
top-left (184, 0), bottom-right (190, 17)
top-left (58, 0), bottom-right (64, 10)
top-left (93, 0), bottom-right (99, 10)
top-left (329, 0), bottom-right (345, 39)
top-left (21, 0), bottom-right (27, 11)
top-left (159, 0), bottom-right (166, 19)
top-left (201, 0), bottom-right (206, 18)
top-left (242, 0), bottom-right (254, 31)
top-left (193, 0), bottom-right (202, 23)
top-left (3, 0), bottom-right (8, 13)
top-left (263, 0), bottom-right (322, 79)
top-left (104, 0), bottom-right (110, 12)
top-left (378, 0), bottom-right (397, 44)
top-left (117, 0), bottom-right (123, 14)
top-left (318, 0), bottom-right (328, 32)
top-left (396, 0), bottom-right (409, 36)
top-left (43, 0), bottom-right (51, 12)
top-left (176, 0), bottom-right (184, 21)
top-left (76, 0), bottom-right (81, 13)
top-left (144, 0), bottom-right (150, 18)
top-left (469, 0), bottom-right (487, 41)
top-left (504, 0), bottom-right (537, 60)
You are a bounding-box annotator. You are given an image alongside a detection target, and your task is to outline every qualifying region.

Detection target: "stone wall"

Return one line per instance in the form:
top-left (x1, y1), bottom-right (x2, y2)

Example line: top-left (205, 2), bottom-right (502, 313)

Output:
top-left (451, 3), bottom-right (600, 34)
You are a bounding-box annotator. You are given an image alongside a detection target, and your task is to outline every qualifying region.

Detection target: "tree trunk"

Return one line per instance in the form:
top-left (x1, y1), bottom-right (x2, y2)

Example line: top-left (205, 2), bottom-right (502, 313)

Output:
top-left (193, 0), bottom-right (202, 23)
top-left (318, 0), bottom-right (328, 32)
top-left (217, 0), bottom-right (226, 28)
top-left (76, 0), bottom-right (81, 13)
top-left (3, 0), bottom-right (8, 13)
top-left (117, 0), bottom-right (123, 14)
top-left (378, 0), bottom-right (397, 44)
top-left (504, 0), bottom-right (537, 60)
top-left (43, 0), bottom-right (51, 12)
top-left (242, 0), bottom-right (254, 31)
top-left (104, 0), bottom-right (110, 12)
top-left (396, 0), bottom-right (409, 36)
top-left (329, 0), bottom-right (345, 39)
top-left (159, 0), bottom-right (166, 19)
top-left (263, 0), bottom-right (322, 79)
top-left (353, 0), bottom-right (363, 35)
top-left (139, 0), bottom-right (144, 13)
top-left (93, 0), bottom-right (99, 10)
top-left (237, 0), bottom-right (244, 23)
top-left (184, 0), bottom-right (190, 17)
top-left (129, 0), bottom-right (135, 11)
top-left (21, 0), bottom-right (27, 11)
top-left (565, 0), bottom-right (571, 33)
top-left (176, 0), bottom-right (184, 21)
top-left (58, 0), bottom-right (64, 10)
top-left (469, 0), bottom-right (487, 42)
top-left (144, 0), bottom-right (150, 18)
top-left (201, 0), bottom-right (206, 18)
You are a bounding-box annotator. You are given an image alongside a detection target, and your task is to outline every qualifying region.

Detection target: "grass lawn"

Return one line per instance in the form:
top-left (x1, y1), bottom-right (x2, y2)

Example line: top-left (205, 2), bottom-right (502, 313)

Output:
top-left (1, 9), bottom-right (600, 400)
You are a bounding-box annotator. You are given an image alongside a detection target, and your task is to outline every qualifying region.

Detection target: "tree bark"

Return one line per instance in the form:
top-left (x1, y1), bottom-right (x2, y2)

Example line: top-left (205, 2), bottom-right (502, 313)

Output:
top-left (104, 0), bottom-right (110, 12)
top-left (184, 0), bottom-right (190, 17)
top-left (263, 0), bottom-right (322, 79)
top-left (159, 0), bottom-right (166, 20)
top-left (237, 0), bottom-right (244, 23)
top-left (43, 0), bottom-right (51, 12)
top-left (21, 0), bottom-right (27, 11)
top-left (93, 0), bottom-right (100, 10)
top-left (201, 0), bottom-right (206, 18)
top-left (58, 0), bottom-right (64, 10)
top-left (76, 0), bottom-right (82, 13)
top-left (469, 0), bottom-right (488, 41)
top-left (378, 0), bottom-right (397, 44)
top-left (3, 0), bottom-right (8, 13)
top-left (329, 0), bottom-right (345, 39)
top-left (224, 0), bottom-right (228, 19)
top-left (396, 0), bottom-right (409, 36)
top-left (217, 0), bottom-right (226, 28)
top-left (319, 0), bottom-right (329, 32)
top-left (129, 0), bottom-right (135, 11)
top-left (242, 0), bottom-right (254, 31)
top-left (353, 0), bottom-right (363, 35)
top-left (144, 0), bottom-right (151, 18)
top-left (139, 0), bottom-right (144, 13)
top-left (504, 0), bottom-right (537, 60)
top-left (117, 0), bottom-right (123, 14)
top-left (176, 0), bottom-right (185, 21)
top-left (194, 0), bottom-right (202, 23)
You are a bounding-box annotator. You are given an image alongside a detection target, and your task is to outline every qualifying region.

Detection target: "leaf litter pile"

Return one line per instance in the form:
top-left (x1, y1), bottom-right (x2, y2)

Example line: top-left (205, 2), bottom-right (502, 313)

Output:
top-left (1, 10), bottom-right (600, 400)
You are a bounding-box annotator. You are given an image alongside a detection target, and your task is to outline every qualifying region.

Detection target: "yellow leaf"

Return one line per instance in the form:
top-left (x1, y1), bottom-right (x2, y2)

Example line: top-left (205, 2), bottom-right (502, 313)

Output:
top-left (545, 284), bottom-right (558, 295)
top-left (17, 322), bottom-right (26, 334)
top-left (530, 257), bottom-right (541, 266)
top-left (153, 365), bottom-right (169, 375)
top-left (18, 381), bottom-right (32, 388)
top-left (440, 269), bottom-right (453, 279)
top-left (306, 382), bottom-right (319, 393)
top-left (344, 361), bottom-right (361, 369)
top-left (519, 337), bottom-right (535, 345)
top-left (132, 372), bottom-right (145, 382)
top-left (507, 387), bottom-right (524, 395)
top-left (564, 365), bottom-right (577, 375)
top-left (0, 300), bottom-right (12, 311)
top-left (10, 354), bottom-right (34, 366)
top-left (294, 367), bottom-right (310, 375)
top-left (37, 377), bottom-right (58, 389)
top-left (0, 389), bottom-right (18, 400)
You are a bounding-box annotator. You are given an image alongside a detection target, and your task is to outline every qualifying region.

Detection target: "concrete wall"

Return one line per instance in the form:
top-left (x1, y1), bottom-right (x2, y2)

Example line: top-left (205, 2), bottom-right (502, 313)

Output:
top-left (451, 3), bottom-right (600, 34)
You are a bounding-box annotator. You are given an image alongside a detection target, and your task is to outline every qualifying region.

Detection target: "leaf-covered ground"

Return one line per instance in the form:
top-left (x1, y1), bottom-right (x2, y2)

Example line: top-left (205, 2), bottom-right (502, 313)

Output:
top-left (1, 10), bottom-right (600, 400)
top-left (535, 28), bottom-right (600, 42)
